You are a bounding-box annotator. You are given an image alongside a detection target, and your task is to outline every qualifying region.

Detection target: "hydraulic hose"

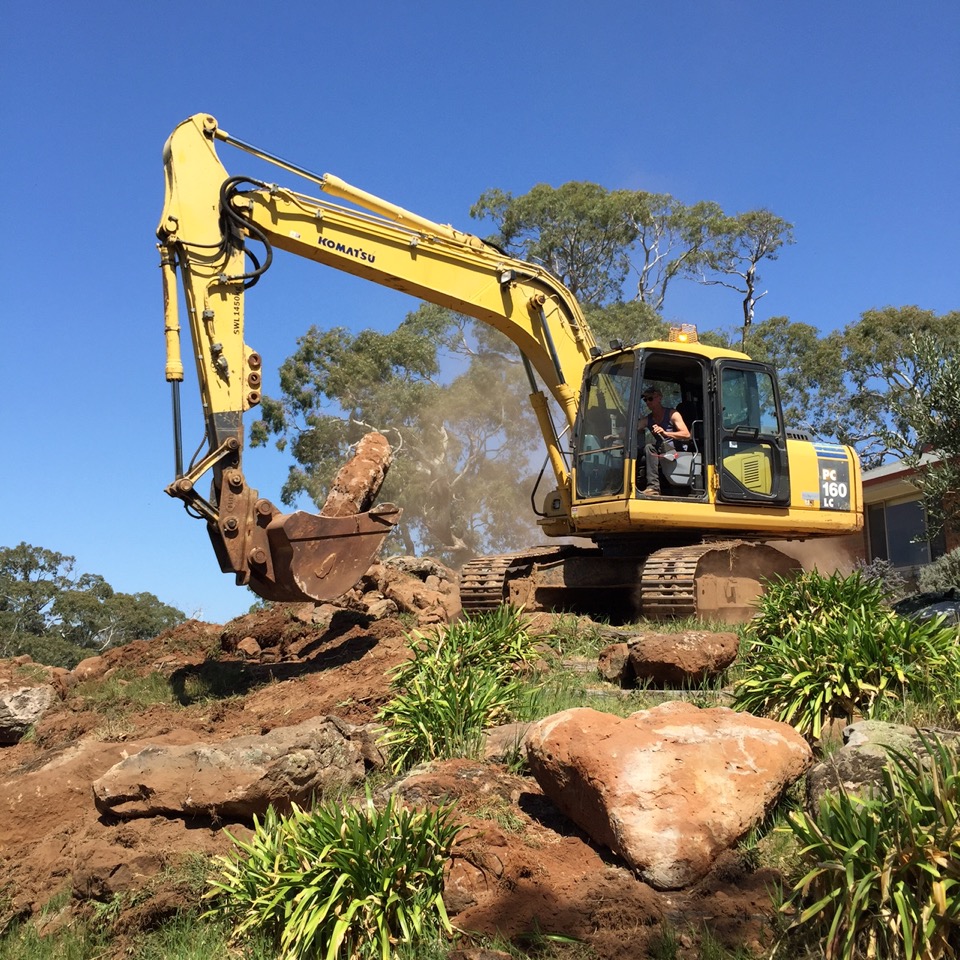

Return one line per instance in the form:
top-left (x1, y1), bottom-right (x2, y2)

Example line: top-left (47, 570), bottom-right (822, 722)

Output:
top-left (219, 176), bottom-right (273, 289)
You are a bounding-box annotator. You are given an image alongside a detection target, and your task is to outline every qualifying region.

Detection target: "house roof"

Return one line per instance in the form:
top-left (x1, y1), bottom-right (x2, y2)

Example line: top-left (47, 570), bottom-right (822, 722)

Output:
top-left (861, 454), bottom-right (939, 504)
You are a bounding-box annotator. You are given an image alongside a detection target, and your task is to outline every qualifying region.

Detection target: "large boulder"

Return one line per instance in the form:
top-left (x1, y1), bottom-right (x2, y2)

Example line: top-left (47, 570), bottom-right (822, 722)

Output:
top-left (93, 716), bottom-right (377, 820)
top-left (627, 631), bottom-right (739, 685)
top-left (319, 431), bottom-right (392, 518)
top-left (0, 685), bottom-right (57, 744)
top-left (806, 720), bottom-right (960, 813)
top-left (597, 631), bottom-right (739, 686)
top-left (525, 702), bottom-right (811, 889)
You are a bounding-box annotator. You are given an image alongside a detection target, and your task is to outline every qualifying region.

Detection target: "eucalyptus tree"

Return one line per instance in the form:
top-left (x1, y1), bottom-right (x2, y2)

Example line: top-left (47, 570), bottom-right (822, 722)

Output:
top-left (744, 316), bottom-right (846, 436)
top-left (693, 210), bottom-right (795, 349)
top-left (0, 542), bottom-right (184, 666)
top-left (470, 182), bottom-right (635, 305)
top-left (824, 307), bottom-right (960, 536)
top-left (830, 307), bottom-right (960, 466)
top-left (897, 330), bottom-right (960, 539)
top-left (251, 305), bottom-right (542, 565)
top-left (471, 181), bottom-right (732, 313)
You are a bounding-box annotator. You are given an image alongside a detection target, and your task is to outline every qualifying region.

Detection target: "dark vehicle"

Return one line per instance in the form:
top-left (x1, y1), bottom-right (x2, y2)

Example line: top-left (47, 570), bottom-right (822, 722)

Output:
top-left (892, 587), bottom-right (960, 625)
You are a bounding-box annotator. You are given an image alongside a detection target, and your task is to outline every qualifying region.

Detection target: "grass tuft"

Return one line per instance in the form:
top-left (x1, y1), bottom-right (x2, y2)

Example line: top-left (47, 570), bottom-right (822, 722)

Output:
top-left (377, 606), bottom-right (539, 772)
top-left (206, 790), bottom-right (460, 960)
top-left (782, 732), bottom-right (960, 959)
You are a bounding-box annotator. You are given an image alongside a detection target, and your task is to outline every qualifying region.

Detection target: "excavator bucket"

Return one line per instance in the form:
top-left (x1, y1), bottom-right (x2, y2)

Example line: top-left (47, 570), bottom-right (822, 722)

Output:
top-left (187, 433), bottom-right (401, 605)
top-left (246, 502), bottom-right (401, 603)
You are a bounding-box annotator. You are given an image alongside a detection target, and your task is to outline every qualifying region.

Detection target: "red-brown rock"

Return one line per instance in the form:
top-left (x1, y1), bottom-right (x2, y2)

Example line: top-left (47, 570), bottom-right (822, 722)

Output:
top-left (626, 630), bottom-right (740, 685)
top-left (92, 716), bottom-right (369, 820)
top-left (525, 701), bottom-right (812, 889)
top-left (320, 432), bottom-right (393, 518)
top-left (597, 642), bottom-right (630, 682)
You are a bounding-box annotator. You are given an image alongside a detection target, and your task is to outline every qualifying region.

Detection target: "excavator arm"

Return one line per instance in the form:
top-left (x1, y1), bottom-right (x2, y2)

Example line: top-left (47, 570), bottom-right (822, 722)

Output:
top-left (158, 113), bottom-right (597, 601)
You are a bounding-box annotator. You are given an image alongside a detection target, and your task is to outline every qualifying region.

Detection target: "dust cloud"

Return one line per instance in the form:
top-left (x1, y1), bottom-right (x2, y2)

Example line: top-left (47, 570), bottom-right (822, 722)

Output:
top-left (770, 535), bottom-right (863, 574)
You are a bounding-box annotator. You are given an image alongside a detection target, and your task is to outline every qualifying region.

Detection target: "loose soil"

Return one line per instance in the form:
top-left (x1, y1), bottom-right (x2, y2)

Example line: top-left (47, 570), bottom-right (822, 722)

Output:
top-left (0, 602), bottom-right (784, 959)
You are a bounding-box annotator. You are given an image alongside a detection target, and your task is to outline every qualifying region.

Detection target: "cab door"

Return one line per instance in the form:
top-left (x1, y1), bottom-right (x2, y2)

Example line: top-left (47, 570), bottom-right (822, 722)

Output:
top-left (713, 361), bottom-right (791, 505)
top-left (573, 353), bottom-right (635, 500)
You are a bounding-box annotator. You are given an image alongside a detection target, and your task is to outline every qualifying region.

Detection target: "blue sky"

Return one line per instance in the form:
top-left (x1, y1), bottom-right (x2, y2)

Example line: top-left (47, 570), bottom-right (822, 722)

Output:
top-left (2, 1), bottom-right (957, 623)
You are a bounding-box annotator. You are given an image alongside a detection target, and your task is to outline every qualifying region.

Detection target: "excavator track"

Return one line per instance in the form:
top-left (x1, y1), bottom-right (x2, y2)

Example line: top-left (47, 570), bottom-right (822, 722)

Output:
top-left (459, 546), bottom-right (576, 613)
top-left (638, 543), bottom-right (724, 619)
top-left (460, 540), bottom-right (802, 622)
top-left (640, 539), bottom-right (804, 621)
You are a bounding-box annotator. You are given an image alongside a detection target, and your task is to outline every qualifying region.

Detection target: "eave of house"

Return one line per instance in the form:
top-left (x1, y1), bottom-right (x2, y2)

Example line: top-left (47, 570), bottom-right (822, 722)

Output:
top-left (861, 454), bottom-right (939, 505)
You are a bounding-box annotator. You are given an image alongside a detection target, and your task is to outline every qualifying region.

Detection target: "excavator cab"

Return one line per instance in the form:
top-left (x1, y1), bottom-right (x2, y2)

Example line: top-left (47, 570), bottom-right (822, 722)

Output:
top-left (572, 345), bottom-right (711, 503)
top-left (571, 334), bottom-right (798, 512)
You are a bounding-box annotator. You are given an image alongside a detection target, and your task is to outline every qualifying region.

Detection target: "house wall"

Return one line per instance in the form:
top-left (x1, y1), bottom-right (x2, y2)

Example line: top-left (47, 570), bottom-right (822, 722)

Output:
top-left (860, 459), bottom-right (952, 580)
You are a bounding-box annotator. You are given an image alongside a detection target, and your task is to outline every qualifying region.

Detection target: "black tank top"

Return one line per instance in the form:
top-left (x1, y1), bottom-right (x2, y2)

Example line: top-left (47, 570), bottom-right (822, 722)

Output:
top-left (647, 408), bottom-right (675, 432)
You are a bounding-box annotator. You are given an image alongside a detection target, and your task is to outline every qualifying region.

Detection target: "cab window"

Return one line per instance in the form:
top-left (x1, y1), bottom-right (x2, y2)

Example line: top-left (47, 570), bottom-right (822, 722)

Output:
top-left (720, 367), bottom-right (780, 434)
top-left (717, 363), bottom-right (789, 503)
top-left (574, 355), bottom-right (634, 498)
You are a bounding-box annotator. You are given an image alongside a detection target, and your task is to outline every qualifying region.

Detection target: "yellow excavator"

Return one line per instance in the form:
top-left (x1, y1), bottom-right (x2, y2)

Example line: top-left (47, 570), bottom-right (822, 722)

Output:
top-left (158, 113), bottom-right (863, 621)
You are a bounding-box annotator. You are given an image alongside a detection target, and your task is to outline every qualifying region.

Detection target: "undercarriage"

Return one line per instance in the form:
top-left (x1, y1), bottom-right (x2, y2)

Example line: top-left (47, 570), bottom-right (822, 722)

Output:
top-left (460, 540), bottom-right (802, 624)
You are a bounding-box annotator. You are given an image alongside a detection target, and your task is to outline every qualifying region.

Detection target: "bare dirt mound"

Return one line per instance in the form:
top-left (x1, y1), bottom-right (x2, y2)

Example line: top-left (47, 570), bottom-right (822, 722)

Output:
top-left (0, 606), bottom-right (410, 931)
top-left (0, 597), bottom-right (782, 958)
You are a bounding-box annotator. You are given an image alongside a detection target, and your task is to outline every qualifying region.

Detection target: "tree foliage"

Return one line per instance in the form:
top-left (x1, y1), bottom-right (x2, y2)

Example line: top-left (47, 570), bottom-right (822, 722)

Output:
top-left (620, 195), bottom-right (724, 311)
top-left (0, 542), bottom-right (185, 667)
top-left (471, 182), bottom-right (731, 312)
top-left (0, 542), bottom-right (69, 640)
top-left (748, 309), bottom-right (960, 512)
top-left (693, 209), bottom-right (795, 348)
top-left (583, 300), bottom-right (667, 348)
top-left (827, 307), bottom-right (960, 466)
top-left (744, 315), bottom-right (846, 435)
top-left (252, 305), bottom-right (543, 566)
top-left (470, 182), bottom-right (792, 349)
top-left (751, 307), bottom-right (960, 539)
top-left (882, 321), bottom-right (960, 538)
top-left (470, 182), bottom-right (636, 305)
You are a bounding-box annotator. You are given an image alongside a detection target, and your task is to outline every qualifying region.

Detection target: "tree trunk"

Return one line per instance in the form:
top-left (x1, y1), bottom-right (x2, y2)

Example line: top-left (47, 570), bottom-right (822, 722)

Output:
top-left (319, 432), bottom-right (393, 518)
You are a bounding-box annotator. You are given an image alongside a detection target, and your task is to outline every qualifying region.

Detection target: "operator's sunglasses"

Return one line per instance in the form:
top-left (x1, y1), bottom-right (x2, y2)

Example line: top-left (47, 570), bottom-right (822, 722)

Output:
top-left (642, 393), bottom-right (655, 401)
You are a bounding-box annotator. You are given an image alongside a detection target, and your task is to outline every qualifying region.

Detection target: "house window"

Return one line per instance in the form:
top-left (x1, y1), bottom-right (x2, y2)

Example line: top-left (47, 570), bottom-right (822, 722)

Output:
top-left (887, 500), bottom-right (931, 566)
top-left (867, 497), bottom-right (945, 567)
top-left (866, 504), bottom-right (887, 561)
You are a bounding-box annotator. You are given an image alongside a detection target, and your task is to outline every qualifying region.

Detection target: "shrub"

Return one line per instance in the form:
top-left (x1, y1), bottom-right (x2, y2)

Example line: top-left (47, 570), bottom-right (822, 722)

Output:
top-left (207, 792), bottom-right (460, 960)
top-left (855, 556), bottom-right (907, 598)
top-left (731, 571), bottom-right (960, 738)
top-left (377, 606), bottom-right (538, 772)
top-left (919, 547), bottom-right (960, 592)
top-left (747, 569), bottom-right (891, 641)
top-left (784, 733), bottom-right (960, 959)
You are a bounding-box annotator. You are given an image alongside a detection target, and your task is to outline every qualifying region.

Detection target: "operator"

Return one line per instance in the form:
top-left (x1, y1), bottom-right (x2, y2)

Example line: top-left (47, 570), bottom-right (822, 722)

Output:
top-left (637, 388), bottom-right (691, 496)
